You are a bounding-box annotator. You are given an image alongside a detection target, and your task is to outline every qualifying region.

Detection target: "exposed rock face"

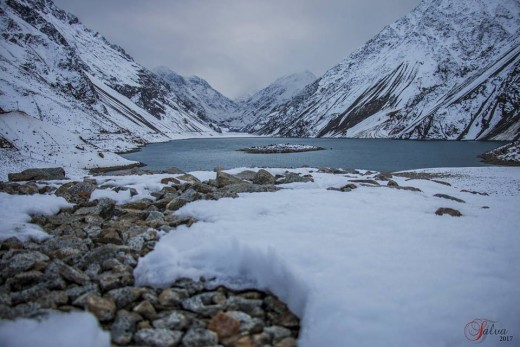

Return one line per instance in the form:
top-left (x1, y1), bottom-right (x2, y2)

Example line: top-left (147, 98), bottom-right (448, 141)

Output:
top-left (8, 167), bottom-right (66, 182)
top-left (248, 0), bottom-right (520, 141)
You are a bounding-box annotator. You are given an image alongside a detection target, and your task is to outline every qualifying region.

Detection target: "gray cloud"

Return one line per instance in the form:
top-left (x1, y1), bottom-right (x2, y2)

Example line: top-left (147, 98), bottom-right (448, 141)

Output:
top-left (53, 0), bottom-right (421, 98)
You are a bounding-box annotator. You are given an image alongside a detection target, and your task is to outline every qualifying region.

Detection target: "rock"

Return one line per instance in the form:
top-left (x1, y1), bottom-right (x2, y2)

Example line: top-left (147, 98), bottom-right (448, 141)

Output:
top-left (158, 288), bottom-right (184, 307)
top-left (95, 228), bottom-right (123, 245)
top-left (8, 270), bottom-right (44, 291)
top-left (182, 292), bottom-right (226, 317)
top-left (264, 326), bottom-right (292, 343)
top-left (8, 167), bottom-right (66, 181)
top-left (266, 296), bottom-right (300, 328)
top-left (208, 312), bottom-right (241, 340)
top-left (339, 183), bottom-right (357, 192)
top-left (275, 337), bottom-right (297, 347)
top-left (228, 336), bottom-right (255, 347)
top-left (226, 311), bottom-right (264, 334)
top-left (133, 300), bottom-right (157, 319)
top-left (177, 174), bottom-right (201, 184)
top-left (318, 167), bottom-right (357, 174)
top-left (219, 183), bottom-right (280, 196)
top-left (134, 328), bottom-right (183, 347)
top-left (11, 284), bottom-right (49, 305)
top-left (216, 171), bottom-right (245, 188)
top-left (433, 194), bottom-right (465, 203)
top-left (95, 198), bottom-right (116, 219)
top-left (161, 177), bottom-right (181, 185)
top-left (387, 179), bottom-right (399, 187)
top-left (66, 283), bottom-right (100, 301)
top-left (36, 290), bottom-right (68, 308)
top-left (252, 332), bottom-right (272, 345)
top-left (393, 185), bottom-right (422, 192)
top-left (166, 198), bottom-right (189, 211)
top-left (277, 172), bottom-right (313, 184)
top-left (179, 188), bottom-right (202, 202)
top-left (56, 181), bottom-right (97, 203)
top-left (461, 189), bottom-right (489, 196)
top-left (152, 311), bottom-right (190, 330)
top-left (97, 270), bottom-right (133, 292)
top-left (107, 286), bottom-right (145, 309)
top-left (227, 296), bottom-right (263, 317)
top-left (146, 211), bottom-right (165, 223)
top-left (73, 292), bottom-right (116, 321)
top-left (252, 169), bottom-right (275, 185)
top-left (235, 170), bottom-right (257, 181)
top-left (111, 310), bottom-right (142, 345)
top-left (435, 207), bottom-right (462, 217)
top-left (375, 173), bottom-right (393, 181)
top-left (0, 237), bottom-right (24, 250)
top-left (55, 259), bottom-right (91, 285)
top-left (1, 251), bottom-right (49, 278)
top-left (182, 328), bottom-right (219, 347)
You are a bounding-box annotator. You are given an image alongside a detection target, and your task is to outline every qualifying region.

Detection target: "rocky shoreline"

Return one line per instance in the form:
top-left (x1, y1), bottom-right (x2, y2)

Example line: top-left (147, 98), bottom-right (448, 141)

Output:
top-left (479, 141), bottom-right (520, 166)
top-left (0, 167), bottom-right (315, 347)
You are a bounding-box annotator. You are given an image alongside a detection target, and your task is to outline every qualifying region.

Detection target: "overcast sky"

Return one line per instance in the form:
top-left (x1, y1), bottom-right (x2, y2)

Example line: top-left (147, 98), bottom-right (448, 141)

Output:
top-left (53, 0), bottom-right (421, 99)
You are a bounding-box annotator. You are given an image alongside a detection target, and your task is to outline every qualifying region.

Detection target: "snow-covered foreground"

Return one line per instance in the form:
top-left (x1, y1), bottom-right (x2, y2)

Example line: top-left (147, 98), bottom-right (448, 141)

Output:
top-left (0, 192), bottom-right (72, 242)
top-left (0, 311), bottom-right (109, 347)
top-left (135, 167), bottom-right (520, 347)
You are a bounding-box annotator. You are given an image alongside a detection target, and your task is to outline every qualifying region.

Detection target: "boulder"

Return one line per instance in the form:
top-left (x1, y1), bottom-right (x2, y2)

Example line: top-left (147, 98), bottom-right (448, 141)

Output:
top-left (56, 181), bottom-right (97, 203)
top-left (277, 172), bottom-right (313, 184)
top-left (216, 171), bottom-right (245, 188)
top-left (435, 207), bottom-right (462, 217)
top-left (252, 169), bottom-right (275, 185)
top-left (8, 167), bottom-right (66, 181)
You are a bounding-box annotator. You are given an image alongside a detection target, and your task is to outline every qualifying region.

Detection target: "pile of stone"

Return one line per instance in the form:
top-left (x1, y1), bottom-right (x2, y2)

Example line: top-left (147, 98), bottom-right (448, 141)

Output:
top-left (0, 167), bottom-right (304, 346)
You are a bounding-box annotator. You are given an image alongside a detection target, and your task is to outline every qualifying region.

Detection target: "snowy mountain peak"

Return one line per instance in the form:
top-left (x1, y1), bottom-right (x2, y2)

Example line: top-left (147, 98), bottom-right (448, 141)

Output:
top-left (233, 70), bottom-right (317, 130)
top-left (251, 0), bottom-right (520, 140)
top-left (153, 66), bottom-right (239, 125)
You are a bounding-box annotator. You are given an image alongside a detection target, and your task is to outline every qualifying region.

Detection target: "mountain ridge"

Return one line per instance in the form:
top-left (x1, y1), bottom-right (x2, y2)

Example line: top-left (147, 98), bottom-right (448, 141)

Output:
top-left (248, 0), bottom-right (520, 140)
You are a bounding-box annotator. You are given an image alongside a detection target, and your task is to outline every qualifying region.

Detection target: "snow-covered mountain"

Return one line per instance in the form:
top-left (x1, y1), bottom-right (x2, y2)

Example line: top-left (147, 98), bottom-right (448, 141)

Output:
top-left (237, 71), bottom-right (317, 131)
top-left (153, 66), bottom-right (239, 127)
top-left (251, 0), bottom-right (520, 140)
top-left (0, 0), bottom-right (221, 172)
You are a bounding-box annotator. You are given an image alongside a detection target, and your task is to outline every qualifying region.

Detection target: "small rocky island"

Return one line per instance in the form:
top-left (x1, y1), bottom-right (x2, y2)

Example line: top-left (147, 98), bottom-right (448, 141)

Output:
top-left (239, 144), bottom-right (325, 154)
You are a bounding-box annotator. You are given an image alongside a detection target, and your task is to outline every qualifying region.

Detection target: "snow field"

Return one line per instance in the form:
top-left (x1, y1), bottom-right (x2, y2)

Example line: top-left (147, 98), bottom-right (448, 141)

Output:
top-left (0, 311), bottom-right (110, 347)
top-left (0, 167), bottom-right (518, 346)
top-left (135, 167), bottom-right (520, 347)
top-left (0, 192), bottom-right (72, 242)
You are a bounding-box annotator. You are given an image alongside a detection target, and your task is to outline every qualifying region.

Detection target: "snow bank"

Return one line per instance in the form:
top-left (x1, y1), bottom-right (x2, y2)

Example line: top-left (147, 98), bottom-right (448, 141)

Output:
top-left (0, 192), bottom-right (72, 242)
top-left (135, 167), bottom-right (520, 347)
top-left (0, 311), bottom-right (109, 347)
top-left (92, 173), bottom-right (183, 203)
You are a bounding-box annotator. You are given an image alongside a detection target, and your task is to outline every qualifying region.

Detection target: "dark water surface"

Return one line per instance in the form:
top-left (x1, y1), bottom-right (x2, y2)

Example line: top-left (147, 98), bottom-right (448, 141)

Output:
top-left (121, 137), bottom-right (506, 172)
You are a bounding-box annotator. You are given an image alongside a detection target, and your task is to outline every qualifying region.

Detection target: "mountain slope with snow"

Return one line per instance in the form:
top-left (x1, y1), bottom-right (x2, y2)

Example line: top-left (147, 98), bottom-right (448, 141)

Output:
top-left (236, 71), bottom-right (317, 130)
top-left (252, 0), bottom-right (520, 140)
top-left (0, 0), bottom-right (220, 173)
top-left (153, 66), bottom-right (239, 127)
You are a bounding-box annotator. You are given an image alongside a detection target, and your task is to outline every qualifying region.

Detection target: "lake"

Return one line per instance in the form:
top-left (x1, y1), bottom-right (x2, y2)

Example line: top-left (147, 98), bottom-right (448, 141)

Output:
top-left (121, 137), bottom-right (506, 172)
